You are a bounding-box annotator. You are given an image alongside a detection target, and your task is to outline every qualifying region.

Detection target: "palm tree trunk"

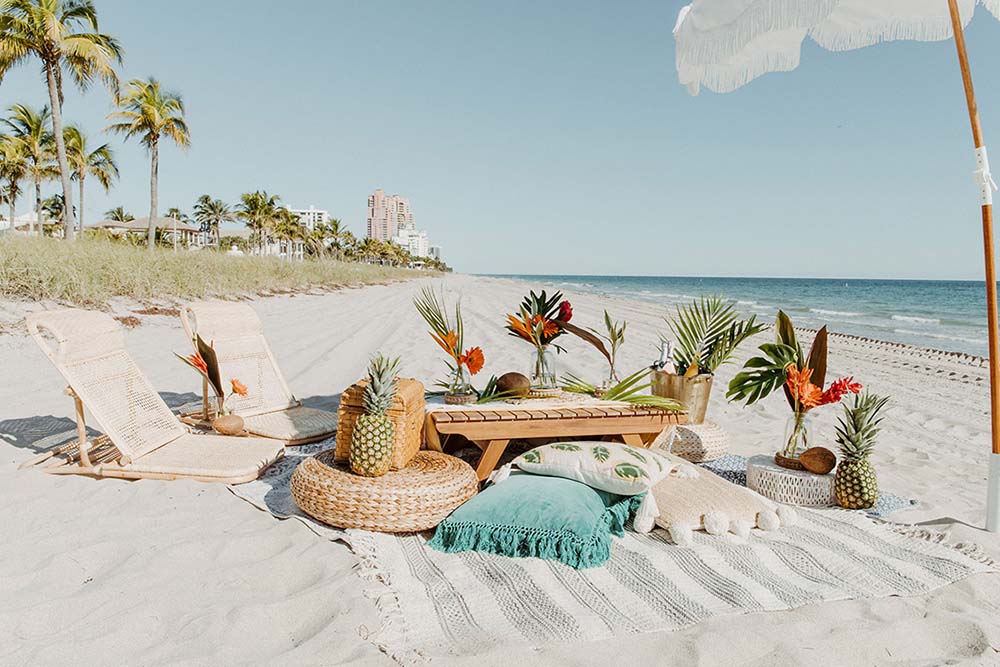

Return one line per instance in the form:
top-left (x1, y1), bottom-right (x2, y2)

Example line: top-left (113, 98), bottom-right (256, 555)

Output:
top-left (78, 176), bottom-right (85, 236)
top-left (148, 138), bottom-right (159, 250)
top-left (34, 175), bottom-right (41, 235)
top-left (44, 61), bottom-right (76, 241)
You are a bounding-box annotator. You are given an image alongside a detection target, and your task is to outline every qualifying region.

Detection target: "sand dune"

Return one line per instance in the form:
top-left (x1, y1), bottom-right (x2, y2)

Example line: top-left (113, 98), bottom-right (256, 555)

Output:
top-left (2, 274), bottom-right (999, 664)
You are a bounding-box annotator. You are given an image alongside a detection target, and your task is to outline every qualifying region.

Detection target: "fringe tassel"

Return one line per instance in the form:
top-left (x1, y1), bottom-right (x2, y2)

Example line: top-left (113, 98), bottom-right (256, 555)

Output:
top-left (676, 0), bottom-right (993, 95)
top-left (348, 530), bottom-right (426, 665)
top-left (427, 495), bottom-right (642, 569)
top-left (890, 524), bottom-right (1000, 569)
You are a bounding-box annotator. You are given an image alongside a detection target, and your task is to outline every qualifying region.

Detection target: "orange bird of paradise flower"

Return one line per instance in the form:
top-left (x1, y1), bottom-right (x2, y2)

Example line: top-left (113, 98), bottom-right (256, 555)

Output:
top-left (786, 365), bottom-right (862, 411)
top-left (187, 351), bottom-right (208, 375)
top-left (430, 330), bottom-right (460, 357)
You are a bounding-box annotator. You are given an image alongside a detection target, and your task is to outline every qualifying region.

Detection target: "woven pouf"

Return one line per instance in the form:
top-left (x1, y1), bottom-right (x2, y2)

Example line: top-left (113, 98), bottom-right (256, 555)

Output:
top-left (746, 454), bottom-right (835, 507)
top-left (658, 421), bottom-right (729, 463)
top-left (291, 450), bottom-right (479, 532)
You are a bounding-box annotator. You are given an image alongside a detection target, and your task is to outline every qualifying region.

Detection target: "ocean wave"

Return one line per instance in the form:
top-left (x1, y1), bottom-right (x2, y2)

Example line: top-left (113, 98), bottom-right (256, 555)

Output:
top-left (891, 314), bottom-right (940, 324)
top-left (810, 308), bottom-right (861, 317)
top-left (893, 328), bottom-right (985, 345)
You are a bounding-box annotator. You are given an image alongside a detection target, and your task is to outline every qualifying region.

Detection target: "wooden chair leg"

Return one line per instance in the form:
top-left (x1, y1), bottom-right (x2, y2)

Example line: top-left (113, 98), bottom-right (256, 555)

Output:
top-left (476, 439), bottom-right (510, 481)
top-left (66, 386), bottom-right (92, 467)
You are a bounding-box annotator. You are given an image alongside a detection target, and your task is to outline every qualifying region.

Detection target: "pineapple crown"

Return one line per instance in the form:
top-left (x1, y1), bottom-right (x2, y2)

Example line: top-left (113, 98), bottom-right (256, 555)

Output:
top-left (834, 391), bottom-right (889, 461)
top-left (362, 353), bottom-right (401, 416)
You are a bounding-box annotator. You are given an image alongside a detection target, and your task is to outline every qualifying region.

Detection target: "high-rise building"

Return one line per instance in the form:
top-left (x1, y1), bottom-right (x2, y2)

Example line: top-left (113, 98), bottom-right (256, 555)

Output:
top-left (367, 188), bottom-right (413, 241)
top-left (286, 205), bottom-right (329, 231)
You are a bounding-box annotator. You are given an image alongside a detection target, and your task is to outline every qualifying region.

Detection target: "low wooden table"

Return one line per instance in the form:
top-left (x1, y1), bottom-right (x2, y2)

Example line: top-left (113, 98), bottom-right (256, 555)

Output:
top-left (425, 403), bottom-right (686, 480)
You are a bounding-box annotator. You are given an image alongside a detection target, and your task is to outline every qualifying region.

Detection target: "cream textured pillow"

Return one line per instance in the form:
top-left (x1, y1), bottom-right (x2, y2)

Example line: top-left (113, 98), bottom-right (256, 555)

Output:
top-left (495, 441), bottom-right (690, 533)
top-left (650, 451), bottom-right (796, 546)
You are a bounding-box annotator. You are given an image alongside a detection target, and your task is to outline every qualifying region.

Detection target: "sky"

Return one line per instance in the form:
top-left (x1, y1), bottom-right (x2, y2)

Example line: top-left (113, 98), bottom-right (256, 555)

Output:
top-left (2, 0), bottom-right (999, 279)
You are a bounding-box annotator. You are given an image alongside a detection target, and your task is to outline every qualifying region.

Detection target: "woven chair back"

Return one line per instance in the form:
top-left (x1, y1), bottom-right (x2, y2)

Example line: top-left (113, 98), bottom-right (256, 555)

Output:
top-left (27, 309), bottom-right (185, 463)
top-left (181, 302), bottom-right (297, 417)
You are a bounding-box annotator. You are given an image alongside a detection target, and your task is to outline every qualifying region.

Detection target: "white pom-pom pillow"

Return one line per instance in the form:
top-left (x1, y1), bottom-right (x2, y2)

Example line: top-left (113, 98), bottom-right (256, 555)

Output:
top-left (649, 451), bottom-right (796, 546)
top-left (496, 441), bottom-right (691, 533)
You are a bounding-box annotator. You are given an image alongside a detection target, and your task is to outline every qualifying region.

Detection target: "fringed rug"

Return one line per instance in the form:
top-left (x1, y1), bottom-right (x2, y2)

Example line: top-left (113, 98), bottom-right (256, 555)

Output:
top-left (230, 445), bottom-right (995, 662)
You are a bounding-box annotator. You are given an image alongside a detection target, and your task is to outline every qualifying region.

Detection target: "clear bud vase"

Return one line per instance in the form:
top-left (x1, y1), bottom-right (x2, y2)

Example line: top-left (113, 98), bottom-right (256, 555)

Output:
top-left (529, 344), bottom-right (557, 389)
top-left (447, 365), bottom-right (473, 397)
top-left (782, 411), bottom-right (811, 460)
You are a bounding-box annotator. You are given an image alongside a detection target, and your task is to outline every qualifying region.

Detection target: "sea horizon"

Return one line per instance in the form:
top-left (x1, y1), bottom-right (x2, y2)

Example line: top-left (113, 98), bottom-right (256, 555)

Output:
top-left (486, 274), bottom-right (994, 357)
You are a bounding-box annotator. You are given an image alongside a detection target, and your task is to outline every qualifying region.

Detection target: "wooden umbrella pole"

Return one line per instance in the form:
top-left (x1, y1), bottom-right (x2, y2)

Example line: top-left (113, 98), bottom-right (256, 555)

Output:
top-left (947, 0), bottom-right (1000, 530)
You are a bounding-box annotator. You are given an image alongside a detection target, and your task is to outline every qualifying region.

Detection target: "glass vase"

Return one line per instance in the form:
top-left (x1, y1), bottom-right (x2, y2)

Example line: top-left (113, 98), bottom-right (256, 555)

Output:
top-left (447, 365), bottom-right (474, 397)
top-left (529, 345), bottom-right (557, 389)
top-left (782, 411), bottom-right (811, 460)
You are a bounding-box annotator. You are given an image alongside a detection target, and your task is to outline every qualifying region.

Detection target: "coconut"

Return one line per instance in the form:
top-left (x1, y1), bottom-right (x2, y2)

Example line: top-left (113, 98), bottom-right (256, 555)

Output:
top-left (213, 414), bottom-right (245, 436)
top-left (495, 372), bottom-right (531, 398)
top-left (799, 446), bottom-right (837, 475)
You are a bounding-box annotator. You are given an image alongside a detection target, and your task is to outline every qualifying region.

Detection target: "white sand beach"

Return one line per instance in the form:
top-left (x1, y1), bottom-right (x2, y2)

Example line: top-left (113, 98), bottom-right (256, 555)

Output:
top-left (3, 274), bottom-right (1000, 665)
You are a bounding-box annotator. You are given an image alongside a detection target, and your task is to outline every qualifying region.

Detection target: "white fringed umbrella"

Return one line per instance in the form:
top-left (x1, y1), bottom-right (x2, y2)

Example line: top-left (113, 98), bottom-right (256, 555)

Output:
top-left (674, 0), bottom-right (1000, 530)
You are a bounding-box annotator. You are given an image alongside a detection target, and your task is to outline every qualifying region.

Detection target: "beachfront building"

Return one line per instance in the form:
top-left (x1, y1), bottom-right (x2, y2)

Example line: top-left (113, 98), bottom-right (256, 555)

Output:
top-left (394, 224), bottom-right (430, 258)
top-left (366, 189), bottom-right (413, 241)
top-left (286, 205), bottom-right (329, 231)
top-left (428, 245), bottom-right (442, 261)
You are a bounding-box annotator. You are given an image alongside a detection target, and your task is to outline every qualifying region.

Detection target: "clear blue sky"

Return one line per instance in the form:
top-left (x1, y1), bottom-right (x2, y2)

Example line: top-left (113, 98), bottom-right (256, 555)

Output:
top-left (2, 0), bottom-right (999, 279)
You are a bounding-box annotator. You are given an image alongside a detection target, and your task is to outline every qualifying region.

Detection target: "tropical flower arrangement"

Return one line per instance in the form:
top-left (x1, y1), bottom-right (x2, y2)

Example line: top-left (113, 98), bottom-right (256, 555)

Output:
top-left (175, 335), bottom-right (248, 419)
top-left (727, 311), bottom-right (862, 464)
top-left (561, 368), bottom-right (683, 411)
top-left (505, 290), bottom-right (574, 389)
top-left (414, 288), bottom-right (485, 402)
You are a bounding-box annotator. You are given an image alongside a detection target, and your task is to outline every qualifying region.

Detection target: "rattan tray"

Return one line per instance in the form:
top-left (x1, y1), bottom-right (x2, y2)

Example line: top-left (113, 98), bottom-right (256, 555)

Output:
top-left (291, 449), bottom-right (478, 532)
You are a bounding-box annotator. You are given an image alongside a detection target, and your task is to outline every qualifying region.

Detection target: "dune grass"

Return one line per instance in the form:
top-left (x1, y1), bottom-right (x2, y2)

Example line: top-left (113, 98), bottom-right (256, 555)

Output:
top-left (0, 235), bottom-right (424, 307)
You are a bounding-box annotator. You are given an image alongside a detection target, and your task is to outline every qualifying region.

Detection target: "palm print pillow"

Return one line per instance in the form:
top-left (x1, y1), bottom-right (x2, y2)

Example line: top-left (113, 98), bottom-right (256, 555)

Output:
top-left (512, 441), bottom-right (677, 496)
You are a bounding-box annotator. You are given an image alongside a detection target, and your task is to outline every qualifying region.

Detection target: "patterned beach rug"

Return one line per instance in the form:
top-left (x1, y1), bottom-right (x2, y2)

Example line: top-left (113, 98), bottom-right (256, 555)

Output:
top-left (230, 444), bottom-right (996, 662)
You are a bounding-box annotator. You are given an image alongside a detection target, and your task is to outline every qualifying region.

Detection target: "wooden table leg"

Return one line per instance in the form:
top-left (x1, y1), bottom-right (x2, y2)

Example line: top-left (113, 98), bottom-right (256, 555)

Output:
top-left (621, 433), bottom-right (645, 447)
top-left (424, 414), bottom-right (443, 452)
top-left (475, 439), bottom-right (510, 481)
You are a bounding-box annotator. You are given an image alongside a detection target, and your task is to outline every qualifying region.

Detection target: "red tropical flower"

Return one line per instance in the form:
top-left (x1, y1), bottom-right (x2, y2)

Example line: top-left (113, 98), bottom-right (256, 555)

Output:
top-left (819, 376), bottom-right (862, 405)
top-left (558, 300), bottom-right (573, 322)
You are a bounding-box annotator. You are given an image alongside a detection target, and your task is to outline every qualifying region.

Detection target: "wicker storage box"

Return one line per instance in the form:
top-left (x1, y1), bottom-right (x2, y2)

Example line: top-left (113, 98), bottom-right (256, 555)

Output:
top-left (335, 377), bottom-right (425, 470)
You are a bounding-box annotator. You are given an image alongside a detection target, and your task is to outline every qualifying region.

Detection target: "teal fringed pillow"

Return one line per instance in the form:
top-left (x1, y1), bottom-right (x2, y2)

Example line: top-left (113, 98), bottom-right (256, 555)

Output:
top-left (428, 473), bottom-right (641, 569)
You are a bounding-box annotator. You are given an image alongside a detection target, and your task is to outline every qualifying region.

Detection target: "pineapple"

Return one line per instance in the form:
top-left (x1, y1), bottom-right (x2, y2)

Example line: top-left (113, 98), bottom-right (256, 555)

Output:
top-left (833, 392), bottom-right (888, 509)
top-left (349, 354), bottom-right (401, 477)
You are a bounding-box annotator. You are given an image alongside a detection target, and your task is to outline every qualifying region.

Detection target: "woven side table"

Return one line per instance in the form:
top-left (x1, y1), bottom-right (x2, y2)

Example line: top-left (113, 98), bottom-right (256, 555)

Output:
top-left (291, 450), bottom-right (478, 532)
top-left (746, 454), bottom-right (835, 507)
top-left (654, 421), bottom-right (729, 463)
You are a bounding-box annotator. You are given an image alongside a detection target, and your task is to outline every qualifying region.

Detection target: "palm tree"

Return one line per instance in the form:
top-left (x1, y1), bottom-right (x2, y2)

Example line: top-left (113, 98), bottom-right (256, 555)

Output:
top-left (272, 208), bottom-right (306, 259)
top-left (164, 206), bottom-right (189, 222)
top-left (193, 194), bottom-right (234, 248)
top-left (0, 0), bottom-right (123, 241)
top-left (3, 104), bottom-right (55, 235)
top-left (63, 125), bottom-right (117, 234)
top-left (236, 190), bottom-right (280, 254)
top-left (41, 192), bottom-right (63, 224)
top-left (104, 205), bottom-right (132, 222)
top-left (106, 78), bottom-right (190, 249)
top-left (0, 135), bottom-right (29, 230)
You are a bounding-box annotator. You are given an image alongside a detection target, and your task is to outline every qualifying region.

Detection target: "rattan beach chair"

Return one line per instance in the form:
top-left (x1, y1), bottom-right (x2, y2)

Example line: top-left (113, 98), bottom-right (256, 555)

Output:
top-left (180, 301), bottom-right (338, 446)
top-left (21, 309), bottom-right (285, 483)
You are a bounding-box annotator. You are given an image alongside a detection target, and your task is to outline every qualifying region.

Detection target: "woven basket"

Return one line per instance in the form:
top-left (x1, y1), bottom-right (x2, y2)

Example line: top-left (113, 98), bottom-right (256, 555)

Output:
top-left (652, 421), bottom-right (729, 463)
top-left (291, 449), bottom-right (479, 532)
top-left (335, 377), bottom-right (425, 470)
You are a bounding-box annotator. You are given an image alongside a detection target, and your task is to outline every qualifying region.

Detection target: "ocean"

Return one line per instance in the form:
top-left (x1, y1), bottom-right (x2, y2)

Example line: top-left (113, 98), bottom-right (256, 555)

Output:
top-left (494, 275), bottom-right (992, 357)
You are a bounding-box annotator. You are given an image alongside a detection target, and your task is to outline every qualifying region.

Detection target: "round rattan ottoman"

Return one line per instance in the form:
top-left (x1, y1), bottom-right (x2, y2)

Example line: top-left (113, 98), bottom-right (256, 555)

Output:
top-left (746, 454), bottom-right (835, 507)
top-left (290, 450), bottom-right (479, 532)
top-left (660, 421), bottom-right (729, 463)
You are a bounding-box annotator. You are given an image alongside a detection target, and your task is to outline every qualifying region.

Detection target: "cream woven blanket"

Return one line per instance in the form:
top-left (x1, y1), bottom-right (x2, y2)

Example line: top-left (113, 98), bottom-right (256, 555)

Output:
top-left (231, 442), bottom-right (997, 663)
